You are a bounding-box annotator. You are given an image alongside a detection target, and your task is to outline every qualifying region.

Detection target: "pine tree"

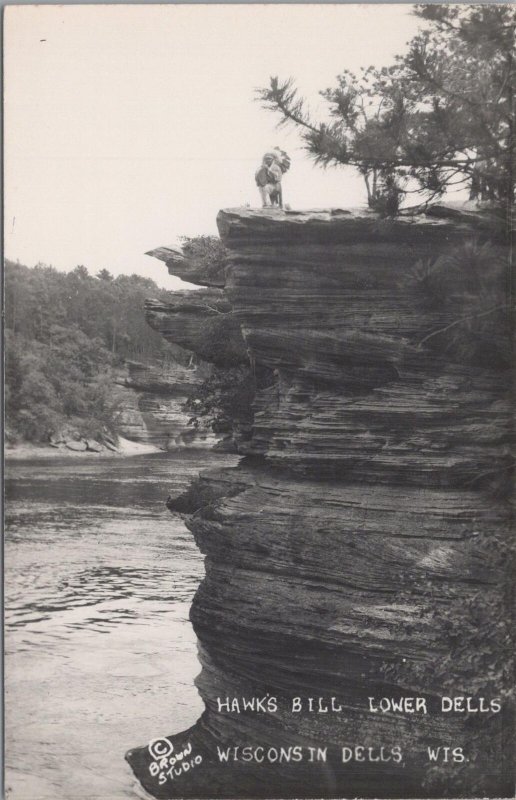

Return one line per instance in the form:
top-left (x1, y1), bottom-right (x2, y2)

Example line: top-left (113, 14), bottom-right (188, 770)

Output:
top-left (257, 5), bottom-right (515, 215)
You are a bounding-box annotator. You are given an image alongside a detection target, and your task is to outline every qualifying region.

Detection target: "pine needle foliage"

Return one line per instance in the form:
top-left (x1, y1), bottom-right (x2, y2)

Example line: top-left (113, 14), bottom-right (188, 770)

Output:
top-left (257, 5), bottom-right (516, 216)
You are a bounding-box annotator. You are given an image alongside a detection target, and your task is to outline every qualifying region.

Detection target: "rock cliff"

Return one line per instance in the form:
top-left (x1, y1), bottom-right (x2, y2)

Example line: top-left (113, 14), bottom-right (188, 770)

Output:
top-left (116, 360), bottom-right (218, 449)
top-left (126, 208), bottom-right (513, 798)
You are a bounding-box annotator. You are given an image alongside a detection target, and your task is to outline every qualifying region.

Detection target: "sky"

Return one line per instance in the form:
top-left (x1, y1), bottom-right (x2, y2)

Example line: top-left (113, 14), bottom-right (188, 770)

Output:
top-left (5, 4), bottom-right (423, 289)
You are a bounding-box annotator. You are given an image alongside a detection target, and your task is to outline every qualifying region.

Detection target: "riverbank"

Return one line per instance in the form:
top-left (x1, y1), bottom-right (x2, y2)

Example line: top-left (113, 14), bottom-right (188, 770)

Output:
top-left (5, 436), bottom-right (162, 460)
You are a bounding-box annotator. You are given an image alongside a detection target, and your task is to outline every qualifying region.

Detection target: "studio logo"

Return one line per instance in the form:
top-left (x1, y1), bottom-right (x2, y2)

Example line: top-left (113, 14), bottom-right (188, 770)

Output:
top-left (147, 735), bottom-right (202, 786)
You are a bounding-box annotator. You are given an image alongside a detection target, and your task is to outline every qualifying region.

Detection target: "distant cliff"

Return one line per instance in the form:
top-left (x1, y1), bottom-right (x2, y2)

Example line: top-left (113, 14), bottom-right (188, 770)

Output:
top-left (4, 260), bottom-right (186, 450)
top-left (116, 360), bottom-right (219, 450)
top-left (127, 208), bottom-right (513, 799)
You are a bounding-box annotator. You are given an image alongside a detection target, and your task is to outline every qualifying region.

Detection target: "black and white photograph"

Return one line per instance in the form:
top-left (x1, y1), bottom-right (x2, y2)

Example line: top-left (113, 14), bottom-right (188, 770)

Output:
top-left (3, 4), bottom-right (515, 799)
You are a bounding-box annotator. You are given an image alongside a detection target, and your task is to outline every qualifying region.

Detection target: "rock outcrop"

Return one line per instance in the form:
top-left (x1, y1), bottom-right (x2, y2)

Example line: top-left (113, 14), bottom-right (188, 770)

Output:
top-left (116, 360), bottom-right (218, 449)
top-left (127, 208), bottom-right (513, 799)
top-left (147, 245), bottom-right (226, 288)
top-left (145, 291), bottom-right (247, 368)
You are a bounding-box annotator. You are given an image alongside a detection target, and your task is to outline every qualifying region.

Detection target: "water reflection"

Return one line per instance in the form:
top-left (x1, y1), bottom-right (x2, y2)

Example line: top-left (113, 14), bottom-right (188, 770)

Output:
top-left (4, 451), bottom-right (236, 800)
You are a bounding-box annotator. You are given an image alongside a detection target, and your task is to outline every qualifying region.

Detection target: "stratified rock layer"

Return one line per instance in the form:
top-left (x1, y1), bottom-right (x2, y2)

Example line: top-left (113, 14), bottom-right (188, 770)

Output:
top-left (127, 209), bottom-right (513, 799)
top-left (116, 360), bottom-right (218, 449)
top-left (145, 291), bottom-right (247, 367)
top-left (147, 245), bottom-right (226, 288)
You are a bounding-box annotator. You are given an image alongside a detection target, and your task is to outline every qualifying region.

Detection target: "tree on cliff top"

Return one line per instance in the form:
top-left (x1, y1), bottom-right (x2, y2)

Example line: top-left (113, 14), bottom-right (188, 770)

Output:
top-left (257, 5), bottom-right (515, 214)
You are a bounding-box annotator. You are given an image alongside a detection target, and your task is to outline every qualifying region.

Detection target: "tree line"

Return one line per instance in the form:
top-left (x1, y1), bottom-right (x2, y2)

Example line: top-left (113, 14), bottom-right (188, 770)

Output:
top-left (4, 261), bottom-right (181, 443)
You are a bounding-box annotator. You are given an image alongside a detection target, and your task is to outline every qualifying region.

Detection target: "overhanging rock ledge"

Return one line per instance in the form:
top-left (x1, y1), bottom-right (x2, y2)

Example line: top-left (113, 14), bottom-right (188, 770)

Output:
top-left (126, 207), bottom-right (513, 799)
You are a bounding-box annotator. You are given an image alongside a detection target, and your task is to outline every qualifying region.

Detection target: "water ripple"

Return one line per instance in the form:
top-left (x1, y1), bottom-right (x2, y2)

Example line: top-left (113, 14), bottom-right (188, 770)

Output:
top-left (5, 451), bottom-right (238, 800)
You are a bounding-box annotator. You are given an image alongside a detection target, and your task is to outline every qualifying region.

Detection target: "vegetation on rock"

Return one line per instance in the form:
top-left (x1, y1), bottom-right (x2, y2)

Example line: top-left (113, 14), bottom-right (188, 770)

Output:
top-left (407, 239), bottom-right (512, 370)
top-left (257, 5), bottom-right (515, 214)
top-left (184, 364), bottom-right (255, 442)
top-left (180, 235), bottom-right (227, 285)
top-left (145, 235), bottom-right (256, 445)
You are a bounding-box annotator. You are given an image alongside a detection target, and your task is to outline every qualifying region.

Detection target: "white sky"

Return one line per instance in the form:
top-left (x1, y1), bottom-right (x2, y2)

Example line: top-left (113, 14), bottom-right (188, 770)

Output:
top-left (5, 4), bottom-right (423, 289)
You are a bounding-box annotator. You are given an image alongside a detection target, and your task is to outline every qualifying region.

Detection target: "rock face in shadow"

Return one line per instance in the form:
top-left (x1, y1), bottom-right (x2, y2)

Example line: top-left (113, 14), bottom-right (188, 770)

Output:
top-left (116, 360), bottom-right (218, 449)
top-left (126, 208), bottom-right (513, 799)
top-left (145, 291), bottom-right (247, 368)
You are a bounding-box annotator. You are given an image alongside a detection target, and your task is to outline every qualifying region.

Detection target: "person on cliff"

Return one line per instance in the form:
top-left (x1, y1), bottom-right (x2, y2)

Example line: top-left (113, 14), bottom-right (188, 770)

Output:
top-left (255, 148), bottom-right (290, 208)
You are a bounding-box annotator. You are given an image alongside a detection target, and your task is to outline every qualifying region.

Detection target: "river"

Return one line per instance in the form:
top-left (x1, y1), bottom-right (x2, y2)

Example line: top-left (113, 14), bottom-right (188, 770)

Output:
top-left (4, 450), bottom-right (236, 800)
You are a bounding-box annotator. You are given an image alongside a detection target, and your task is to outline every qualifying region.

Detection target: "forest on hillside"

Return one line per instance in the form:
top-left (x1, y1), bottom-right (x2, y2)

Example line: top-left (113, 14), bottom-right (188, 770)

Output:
top-left (4, 260), bottom-right (185, 444)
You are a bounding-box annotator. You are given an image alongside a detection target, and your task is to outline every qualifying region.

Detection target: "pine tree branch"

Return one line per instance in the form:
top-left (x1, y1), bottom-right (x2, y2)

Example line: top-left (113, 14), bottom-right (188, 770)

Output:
top-left (417, 304), bottom-right (508, 349)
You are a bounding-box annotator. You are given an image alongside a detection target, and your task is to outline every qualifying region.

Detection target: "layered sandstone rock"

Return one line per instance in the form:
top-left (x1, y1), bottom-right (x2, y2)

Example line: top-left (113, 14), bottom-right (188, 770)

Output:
top-left (116, 360), bottom-right (218, 449)
top-left (127, 208), bottom-right (513, 798)
top-left (145, 290), bottom-right (247, 368)
top-left (147, 244), bottom-right (226, 288)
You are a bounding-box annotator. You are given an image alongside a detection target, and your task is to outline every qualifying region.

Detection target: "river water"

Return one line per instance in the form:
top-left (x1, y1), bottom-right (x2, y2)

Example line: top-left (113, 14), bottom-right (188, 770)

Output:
top-left (4, 451), bottom-right (235, 800)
